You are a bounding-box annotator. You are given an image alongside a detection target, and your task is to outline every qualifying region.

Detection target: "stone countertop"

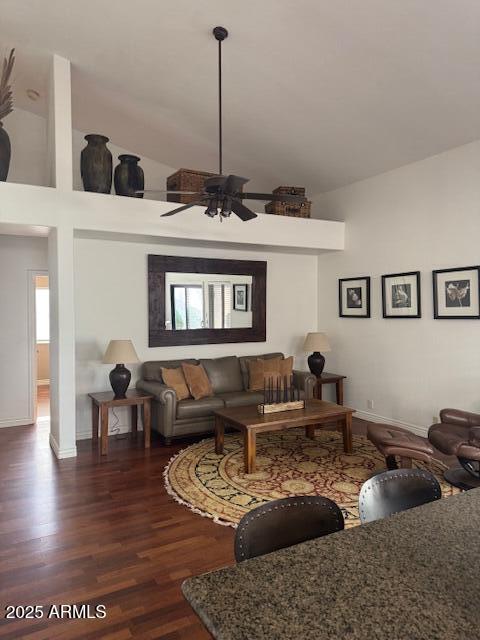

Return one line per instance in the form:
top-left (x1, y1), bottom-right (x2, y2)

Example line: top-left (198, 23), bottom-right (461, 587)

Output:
top-left (182, 489), bottom-right (480, 640)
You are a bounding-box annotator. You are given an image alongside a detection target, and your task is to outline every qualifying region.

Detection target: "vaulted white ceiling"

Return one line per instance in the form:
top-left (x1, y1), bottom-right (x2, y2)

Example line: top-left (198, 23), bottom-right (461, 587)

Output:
top-left (3, 0), bottom-right (480, 194)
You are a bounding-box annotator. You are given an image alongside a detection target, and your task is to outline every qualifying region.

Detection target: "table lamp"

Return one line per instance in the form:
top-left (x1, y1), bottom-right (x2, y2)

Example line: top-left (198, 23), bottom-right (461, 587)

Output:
top-left (304, 332), bottom-right (331, 376)
top-left (102, 339), bottom-right (140, 398)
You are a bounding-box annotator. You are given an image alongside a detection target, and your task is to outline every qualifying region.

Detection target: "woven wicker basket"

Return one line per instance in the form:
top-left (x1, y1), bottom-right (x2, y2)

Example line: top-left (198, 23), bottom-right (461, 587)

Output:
top-left (272, 186), bottom-right (306, 197)
top-left (265, 201), bottom-right (311, 217)
top-left (265, 185), bottom-right (311, 217)
top-left (166, 168), bottom-right (216, 204)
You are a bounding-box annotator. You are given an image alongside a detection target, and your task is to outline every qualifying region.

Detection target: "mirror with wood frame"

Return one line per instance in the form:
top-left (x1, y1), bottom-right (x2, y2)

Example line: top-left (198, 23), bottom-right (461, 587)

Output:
top-left (148, 255), bottom-right (266, 346)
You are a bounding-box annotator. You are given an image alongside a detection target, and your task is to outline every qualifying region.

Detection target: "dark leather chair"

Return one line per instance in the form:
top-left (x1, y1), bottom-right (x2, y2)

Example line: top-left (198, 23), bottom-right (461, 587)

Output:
top-left (359, 469), bottom-right (441, 524)
top-left (428, 408), bottom-right (480, 490)
top-left (234, 496), bottom-right (344, 562)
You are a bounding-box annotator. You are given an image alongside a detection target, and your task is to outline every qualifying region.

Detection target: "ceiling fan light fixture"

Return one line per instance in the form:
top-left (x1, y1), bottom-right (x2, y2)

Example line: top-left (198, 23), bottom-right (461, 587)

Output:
top-left (220, 197), bottom-right (232, 218)
top-left (205, 200), bottom-right (218, 218)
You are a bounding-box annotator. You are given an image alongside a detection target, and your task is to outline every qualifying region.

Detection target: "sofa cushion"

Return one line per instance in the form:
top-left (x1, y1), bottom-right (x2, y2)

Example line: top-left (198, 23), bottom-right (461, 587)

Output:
top-left (161, 367), bottom-right (190, 400)
top-left (176, 396), bottom-right (225, 420)
top-left (143, 359), bottom-right (198, 382)
top-left (182, 363), bottom-right (214, 400)
top-left (238, 353), bottom-right (284, 390)
top-left (217, 391), bottom-right (264, 408)
top-left (199, 356), bottom-right (244, 394)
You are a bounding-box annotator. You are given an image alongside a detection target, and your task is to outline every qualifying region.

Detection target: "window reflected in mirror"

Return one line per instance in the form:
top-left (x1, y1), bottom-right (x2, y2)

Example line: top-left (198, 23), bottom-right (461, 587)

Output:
top-left (165, 273), bottom-right (253, 330)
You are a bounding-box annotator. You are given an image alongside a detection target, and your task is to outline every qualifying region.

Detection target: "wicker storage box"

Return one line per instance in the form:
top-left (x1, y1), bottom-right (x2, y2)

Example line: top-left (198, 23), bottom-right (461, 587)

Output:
top-left (272, 186), bottom-right (306, 197)
top-left (265, 200), bottom-right (311, 217)
top-left (166, 168), bottom-right (216, 204)
top-left (266, 185), bottom-right (311, 217)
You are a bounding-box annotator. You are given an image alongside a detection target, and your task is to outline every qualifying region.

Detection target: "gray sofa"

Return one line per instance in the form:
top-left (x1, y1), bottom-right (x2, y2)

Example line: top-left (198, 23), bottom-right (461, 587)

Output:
top-left (136, 352), bottom-right (316, 443)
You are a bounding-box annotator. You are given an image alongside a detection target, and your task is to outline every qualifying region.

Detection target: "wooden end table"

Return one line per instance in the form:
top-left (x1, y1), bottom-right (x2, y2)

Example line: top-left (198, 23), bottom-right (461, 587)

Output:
top-left (314, 372), bottom-right (346, 404)
top-left (88, 390), bottom-right (153, 456)
top-left (214, 399), bottom-right (355, 474)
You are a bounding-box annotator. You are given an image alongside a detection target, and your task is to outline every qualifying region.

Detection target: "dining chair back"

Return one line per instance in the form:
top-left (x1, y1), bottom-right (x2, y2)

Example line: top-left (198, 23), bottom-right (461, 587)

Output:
top-left (359, 469), bottom-right (441, 524)
top-left (234, 496), bottom-right (344, 562)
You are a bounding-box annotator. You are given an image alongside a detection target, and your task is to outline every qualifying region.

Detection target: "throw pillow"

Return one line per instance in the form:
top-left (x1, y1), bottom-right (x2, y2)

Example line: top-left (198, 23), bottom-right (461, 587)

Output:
top-left (247, 359), bottom-right (264, 391)
top-left (161, 367), bottom-right (191, 401)
top-left (247, 356), bottom-right (294, 391)
top-left (182, 363), bottom-right (214, 400)
top-left (247, 357), bottom-right (282, 391)
top-left (279, 356), bottom-right (294, 378)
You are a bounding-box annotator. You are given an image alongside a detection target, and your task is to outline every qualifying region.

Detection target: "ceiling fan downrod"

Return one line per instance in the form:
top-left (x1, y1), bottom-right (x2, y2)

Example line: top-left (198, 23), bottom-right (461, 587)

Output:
top-left (213, 26), bottom-right (228, 178)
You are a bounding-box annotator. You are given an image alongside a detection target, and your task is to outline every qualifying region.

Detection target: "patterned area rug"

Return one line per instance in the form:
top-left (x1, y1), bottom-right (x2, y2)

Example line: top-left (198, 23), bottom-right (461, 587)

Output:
top-left (165, 429), bottom-right (457, 528)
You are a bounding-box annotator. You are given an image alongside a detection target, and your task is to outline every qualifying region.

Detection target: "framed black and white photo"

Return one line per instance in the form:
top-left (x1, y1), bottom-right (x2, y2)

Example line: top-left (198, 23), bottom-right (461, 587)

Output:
top-left (339, 277), bottom-right (370, 318)
top-left (433, 266), bottom-right (480, 319)
top-left (233, 284), bottom-right (249, 311)
top-left (382, 271), bottom-right (421, 318)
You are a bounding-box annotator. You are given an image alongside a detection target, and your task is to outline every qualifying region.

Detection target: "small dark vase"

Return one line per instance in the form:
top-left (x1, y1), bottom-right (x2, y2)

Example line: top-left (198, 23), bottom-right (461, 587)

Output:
top-left (0, 122), bottom-right (11, 182)
top-left (114, 154), bottom-right (144, 197)
top-left (80, 134), bottom-right (112, 193)
top-left (307, 352), bottom-right (326, 377)
top-left (109, 364), bottom-right (131, 399)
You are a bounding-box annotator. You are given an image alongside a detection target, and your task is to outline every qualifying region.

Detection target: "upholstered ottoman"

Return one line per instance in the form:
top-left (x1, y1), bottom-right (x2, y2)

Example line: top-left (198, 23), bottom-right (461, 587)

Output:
top-left (367, 423), bottom-right (435, 470)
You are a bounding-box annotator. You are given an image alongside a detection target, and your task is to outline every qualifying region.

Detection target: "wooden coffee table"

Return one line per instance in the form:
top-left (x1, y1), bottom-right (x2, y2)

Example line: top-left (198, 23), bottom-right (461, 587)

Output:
top-left (214, 399), bottom-right (355, 474)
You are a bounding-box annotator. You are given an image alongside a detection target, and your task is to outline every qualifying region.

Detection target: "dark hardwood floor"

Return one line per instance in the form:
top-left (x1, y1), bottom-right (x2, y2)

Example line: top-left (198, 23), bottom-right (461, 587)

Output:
top-left (0, 406), bottom-right (450, 639)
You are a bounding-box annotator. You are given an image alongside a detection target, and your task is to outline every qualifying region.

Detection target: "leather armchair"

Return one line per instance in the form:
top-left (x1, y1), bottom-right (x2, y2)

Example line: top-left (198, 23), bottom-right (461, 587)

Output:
top-left (428, 408), bottom-right (480, 490)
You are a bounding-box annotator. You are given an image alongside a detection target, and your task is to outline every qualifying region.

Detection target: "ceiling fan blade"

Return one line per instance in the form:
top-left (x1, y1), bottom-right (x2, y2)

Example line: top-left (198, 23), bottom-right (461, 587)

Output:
top-left (239, 192), bottom-right (304, 202)
top-left (136, 190), bottom-right (201, 195)
top-left (161, 200), bottom-right (208, 216)
top-left (231, 199), bottom-right (257, 222)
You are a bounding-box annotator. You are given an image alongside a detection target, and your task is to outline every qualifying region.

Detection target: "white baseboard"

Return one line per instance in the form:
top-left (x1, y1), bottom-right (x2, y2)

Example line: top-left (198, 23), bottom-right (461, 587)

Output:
top-left (354, 409), bottom-right (428, 437)
top-left (49, 433), bottom-right (77, 459)
top-left (37, 379), bottom-right (50, 386)
top-left (0, 416), bottom-right (34, 428)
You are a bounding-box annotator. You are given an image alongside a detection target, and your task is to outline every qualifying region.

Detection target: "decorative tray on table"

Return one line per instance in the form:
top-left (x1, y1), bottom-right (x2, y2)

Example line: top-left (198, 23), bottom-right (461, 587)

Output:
top-left (257, 375), bottom-right (305, 415)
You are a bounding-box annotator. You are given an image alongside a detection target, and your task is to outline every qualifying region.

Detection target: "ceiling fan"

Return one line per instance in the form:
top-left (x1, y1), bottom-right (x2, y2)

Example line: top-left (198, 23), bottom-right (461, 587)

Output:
top-left (139, 26), bottom-right (304, 221)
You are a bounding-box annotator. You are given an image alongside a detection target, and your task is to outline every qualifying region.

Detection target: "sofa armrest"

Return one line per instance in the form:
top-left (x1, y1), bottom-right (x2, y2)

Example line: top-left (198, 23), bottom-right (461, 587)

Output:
top-left (440, 408), bottom-right (480, 428)
top-left (292, 370), bottom-right (316, 399)
top-left (136, 380), bottom-right (177, 440)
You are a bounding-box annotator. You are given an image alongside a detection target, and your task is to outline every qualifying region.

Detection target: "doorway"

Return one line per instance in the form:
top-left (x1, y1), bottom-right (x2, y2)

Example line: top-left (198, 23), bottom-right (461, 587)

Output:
top-left (33, 274), bottom-right (50, 426)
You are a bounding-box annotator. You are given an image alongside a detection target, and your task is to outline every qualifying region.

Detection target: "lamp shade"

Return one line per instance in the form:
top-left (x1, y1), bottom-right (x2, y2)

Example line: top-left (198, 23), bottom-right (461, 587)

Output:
top-left (303, 332), bottom-right (331, 353)
top-left (102, 340), bottom-right (140, 364)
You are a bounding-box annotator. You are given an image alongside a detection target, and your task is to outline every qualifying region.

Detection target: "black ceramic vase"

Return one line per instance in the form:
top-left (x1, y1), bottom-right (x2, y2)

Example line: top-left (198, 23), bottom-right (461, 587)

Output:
top-left (0, 122), bottom-right (11, 182)
top-left (114, 154), bottom-right (144, 197)
top-left (307, 352), bottom-right (326, 376)
top-left (80, 134), bottom-right (112, 193)
top-left (109, 364), bottom-right (131, 399)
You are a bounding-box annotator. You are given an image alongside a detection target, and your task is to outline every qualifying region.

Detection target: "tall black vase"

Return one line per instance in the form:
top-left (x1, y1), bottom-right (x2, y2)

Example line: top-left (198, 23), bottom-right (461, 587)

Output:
top-left (114, 154), bottom-right (144, 197)
top-left (0, 122), bottom-right (11, 182)
top-left (80, 134), bottom-right (112, 193)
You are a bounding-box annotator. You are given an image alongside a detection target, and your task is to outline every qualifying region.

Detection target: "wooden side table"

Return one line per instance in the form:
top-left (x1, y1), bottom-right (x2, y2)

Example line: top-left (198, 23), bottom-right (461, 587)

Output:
top-left (313, 373), bottom-right (346, 405)
top-left (88, 390), bottom-right (153, 456)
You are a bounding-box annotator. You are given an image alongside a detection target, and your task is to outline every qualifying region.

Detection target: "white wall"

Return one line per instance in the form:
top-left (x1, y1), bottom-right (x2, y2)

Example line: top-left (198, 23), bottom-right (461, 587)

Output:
top-left (316, 139), bottom-right (480, 434)
top-left (2, 106), bottom-right (176, 192)
top-left (0, 234), bottom-right (48, 427)
top-left (74, 237), bottom-right (318, 438)
top-left (3, 108), bottom-right (48, 187)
